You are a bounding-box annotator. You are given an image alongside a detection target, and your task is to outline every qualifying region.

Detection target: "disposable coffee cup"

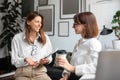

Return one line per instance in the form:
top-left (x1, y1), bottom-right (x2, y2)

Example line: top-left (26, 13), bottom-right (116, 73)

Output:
top-left (55, 50), bottom-right (67, 67)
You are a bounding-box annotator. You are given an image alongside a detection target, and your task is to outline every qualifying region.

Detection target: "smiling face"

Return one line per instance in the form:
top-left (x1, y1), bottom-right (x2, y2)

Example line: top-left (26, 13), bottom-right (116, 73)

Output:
top-left (27, 16), bottom-right (42, 33)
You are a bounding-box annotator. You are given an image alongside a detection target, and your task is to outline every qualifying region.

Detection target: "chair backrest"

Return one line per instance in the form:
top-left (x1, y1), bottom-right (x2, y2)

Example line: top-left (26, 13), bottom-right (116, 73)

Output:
top-left (95, 50), bottom-right (120, 80)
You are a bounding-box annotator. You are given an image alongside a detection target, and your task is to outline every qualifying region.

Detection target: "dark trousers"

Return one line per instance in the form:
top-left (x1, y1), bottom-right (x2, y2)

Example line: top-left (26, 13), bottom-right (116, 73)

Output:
top-left (68, 73), bottom-right (82, 80)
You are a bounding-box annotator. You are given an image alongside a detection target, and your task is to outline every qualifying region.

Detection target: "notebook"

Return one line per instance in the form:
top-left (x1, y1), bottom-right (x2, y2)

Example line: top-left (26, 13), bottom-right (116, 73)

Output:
top-left (95, 50), bottom-right (120, 80)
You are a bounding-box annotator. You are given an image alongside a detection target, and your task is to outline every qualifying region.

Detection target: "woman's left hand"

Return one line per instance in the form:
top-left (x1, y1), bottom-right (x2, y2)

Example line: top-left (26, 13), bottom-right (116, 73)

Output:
top-left (39, 58), bottom-right (49, 65)
top-left (57, 58), bottom-right (75, 73)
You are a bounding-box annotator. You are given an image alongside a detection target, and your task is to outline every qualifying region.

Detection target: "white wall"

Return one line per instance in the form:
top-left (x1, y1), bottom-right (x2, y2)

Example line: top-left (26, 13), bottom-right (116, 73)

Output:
top-left (34, 0), bottom-right (120, 51)
top-left (35, 0), bottom-right (80, 52)
top-left (45, 0), bottom-right (120, 51)
top-left (0, 0), bottom-right (120, 58)
top-left (49, 0), bottom-right (82, 52)
top-left (88, 0), bottom-right (120, 49)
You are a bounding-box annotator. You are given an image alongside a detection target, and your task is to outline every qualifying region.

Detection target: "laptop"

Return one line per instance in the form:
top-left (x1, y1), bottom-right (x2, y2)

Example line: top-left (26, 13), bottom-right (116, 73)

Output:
top-left (95, 50), bottom-right (120, 80)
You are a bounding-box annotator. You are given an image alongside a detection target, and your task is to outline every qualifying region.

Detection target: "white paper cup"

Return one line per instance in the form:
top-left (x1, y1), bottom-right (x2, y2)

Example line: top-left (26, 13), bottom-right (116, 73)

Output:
top-left (55, 50), bottom-right (67, 67)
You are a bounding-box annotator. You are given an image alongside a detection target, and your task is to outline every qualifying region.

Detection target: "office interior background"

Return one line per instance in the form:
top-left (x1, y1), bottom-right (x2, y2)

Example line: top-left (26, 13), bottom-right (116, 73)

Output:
top-left (0, 0), bottom-right (120, 62)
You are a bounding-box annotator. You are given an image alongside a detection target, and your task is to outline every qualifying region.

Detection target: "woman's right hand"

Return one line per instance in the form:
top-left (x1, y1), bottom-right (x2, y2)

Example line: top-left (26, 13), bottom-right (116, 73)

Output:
top-left (24, 57), bottom-right (39, 66)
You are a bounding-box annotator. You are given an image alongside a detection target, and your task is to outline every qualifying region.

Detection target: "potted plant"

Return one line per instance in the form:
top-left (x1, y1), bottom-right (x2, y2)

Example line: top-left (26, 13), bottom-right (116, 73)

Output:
top-left (0, 0), bottom-right (22, 52)
top-left (0, 0), bottom-right (22, 72)
top-left (111, 10), bottom-right (120, 49)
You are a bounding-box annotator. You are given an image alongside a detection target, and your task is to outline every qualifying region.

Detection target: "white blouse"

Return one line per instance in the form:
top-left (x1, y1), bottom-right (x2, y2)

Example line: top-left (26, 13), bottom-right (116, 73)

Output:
top-left (11, 32), bottom-right (52, 68)
top-left (64, 38), bottom-right (102, 77)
